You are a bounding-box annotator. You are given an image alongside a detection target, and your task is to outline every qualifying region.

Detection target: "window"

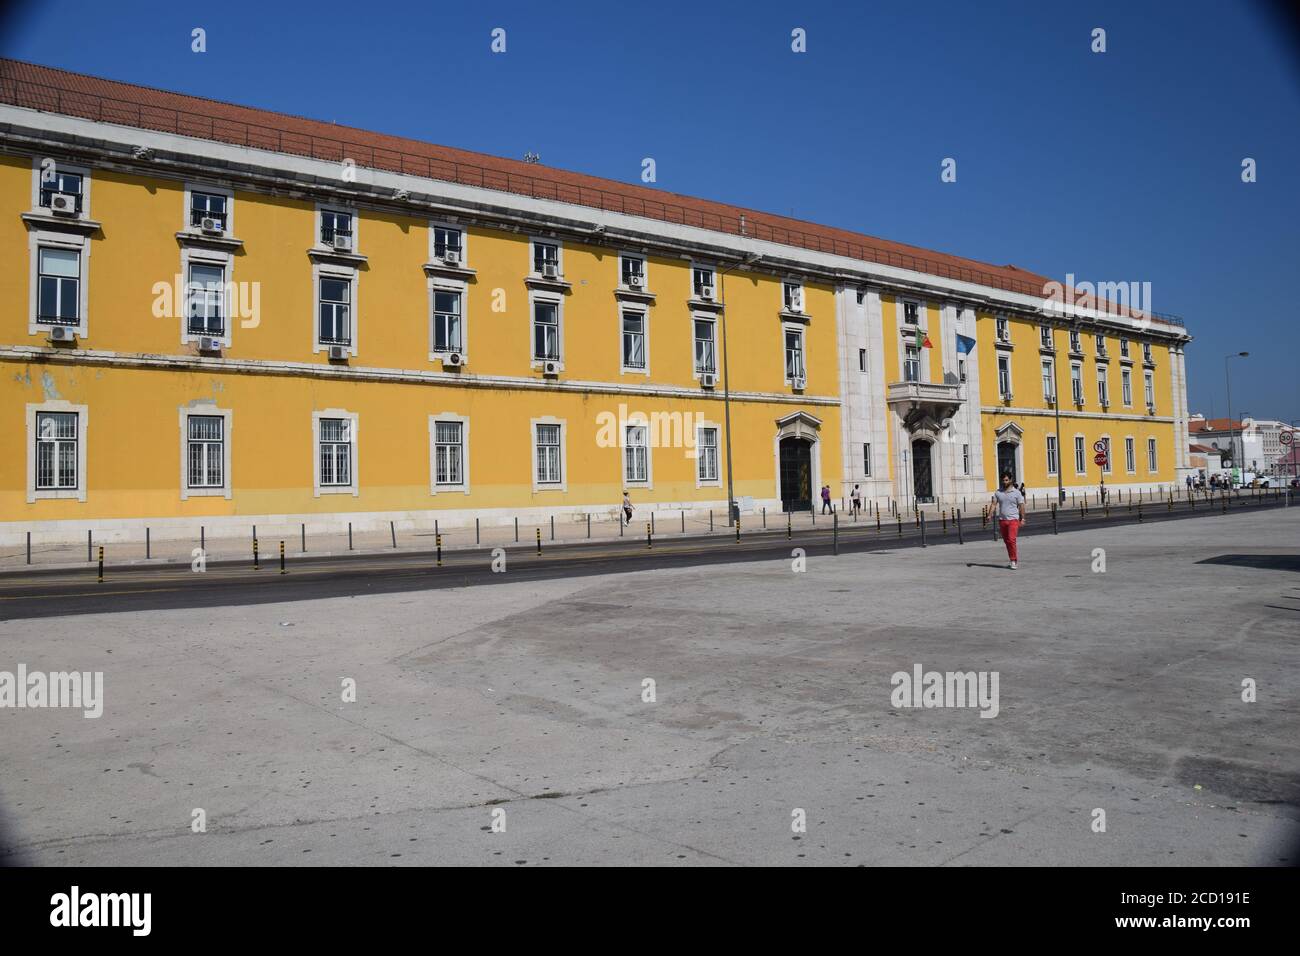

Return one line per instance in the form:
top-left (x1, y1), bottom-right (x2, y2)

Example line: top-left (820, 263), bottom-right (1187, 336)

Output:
top-left (1069, 330), bottom-right (1081, 353)
top-left (186, 415), bottom-right (224, 488)
top-left (1097, 368), bottom-right (1109, 406)
top-left (905, 346), bottom-right (921, 383)
top-left (190, 191), bottom-right (227, 231)
top-left (1040, 325), bottom-right (1053, 348)
top-left (692, 267), bottom-right (715, 298)
top-left (35, 412), bottom-right (78, 490)
top-left (693, 318), bottom-right (716, 374)
top-left (433, 226), bottom-right (462, 261)
top-left (318, 418), bottom-right (352, 488)
top-left (620, 255), bottom-right (645, 287)
top-left (318, 276), bottom-right (352, 346)
top-left (1095, 334), bottom-right (1107, 357)
top-left (958, 356), bottom-right (967, 383)
top-left (784, 328), bottom-right (805, 381)
top-left (532, 300), bottom-right (560, 361)
top-left (1142, 342), bottom-right (1153, 363)
top-left (1121, 367), bottom-right (1133, 405)
top-left (862, 443), bottom-right (872, 477)
top-left (320, 209), bottom-right (352, 246)
top-left (535, 423), bottom-right (562, 485)
top-left (433, 289), bottom-right (463, 353)
top-left (903, 301), bottom-right (920, 325)
top-left (1046, 435), bottom-right (1059, 476)
top-left (1120, 338), bottom-right (1130, 358)
top-left (783, 281), bottom-right (804, 312)
top-left (624, 425), bottom-right (648, 483)
top-left (1125, 437), bottom-right (1136, 473)
top-left (1071, 364), bottom-right (1083, 403)
top-left (995, 316), bottom-right (1009, 341)
top-left (37, 247), bottom-right (80, 324)
top-left (1147, 437), bottom-right (1158, 472)
top-left (1100, 437), bottom-right (1112, 474)
top-left (1041, 358), bottom-right (1055, 401)
top-left (39, 169), bottom-right (83, 213)
top-left (1074, 436), bottom-right (1086, 474)
top-left (1144, 371), bottom-right (1154, 407)
top-left (532, 241), bottom-right (560, 275)
top-left (186, 262), bottom-right (225, 335)
top-left (697, 427), bottom-right (719, 483)
top-left (962, 444), bottom-right (971, 475)
top-left (858, 348), bottom-right (867, 372)
top-left (433, 421), bottom-right (463, 487)
top-left (997, 354), bottom-right (1011, 398)
top-left (621, 311), bottom-right (646, 370)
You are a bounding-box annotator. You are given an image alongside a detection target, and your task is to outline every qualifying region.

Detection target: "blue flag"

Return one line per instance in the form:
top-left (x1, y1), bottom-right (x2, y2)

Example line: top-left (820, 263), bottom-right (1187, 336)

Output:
top-left (956, 334), bottom-right (976, 354)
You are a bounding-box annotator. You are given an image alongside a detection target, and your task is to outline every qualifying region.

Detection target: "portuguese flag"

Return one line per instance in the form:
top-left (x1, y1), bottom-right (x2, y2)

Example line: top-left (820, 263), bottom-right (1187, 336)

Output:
top-left (913, 327), bottom-right (933, 349)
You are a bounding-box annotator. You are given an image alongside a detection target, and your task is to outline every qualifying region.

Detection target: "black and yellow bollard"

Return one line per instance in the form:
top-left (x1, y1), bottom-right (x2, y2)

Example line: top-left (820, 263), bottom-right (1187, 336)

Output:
top-left (897, 515), bottom-right (902, 537)
top-left (1138, 500), bottom-right (1144, 523)
top-left (941, 509), bottom-right (947, 534)
top-left (536, 527), bottom-right (542, 555)
top-left (436, 533), bottom-right (443, 568)
top-left (253, 537), bottom-right (259, 570)
top-left (876, 511), bottom-right (881, 534)
top-left (279, 540), bottom-right (286, 575)
top-left (787, 511), bottom-right (792, 539)
top-left (646, 522), bottom-right (652, 550)
top-left (97, 545), bottom-right (104, 584)
top-left (735, 513), bottom-right (741, 544)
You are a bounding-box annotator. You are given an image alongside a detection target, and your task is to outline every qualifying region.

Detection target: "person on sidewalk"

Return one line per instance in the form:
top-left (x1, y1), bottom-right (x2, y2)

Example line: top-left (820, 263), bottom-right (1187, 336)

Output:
top-left (850, 484), bottom-right (862, 516)
top-left (622, 491), bottom-right (633, 526)
top-left (820, 484), bottom-right (833, 514)
top-left (991, 472), bottom-right (1026, 570)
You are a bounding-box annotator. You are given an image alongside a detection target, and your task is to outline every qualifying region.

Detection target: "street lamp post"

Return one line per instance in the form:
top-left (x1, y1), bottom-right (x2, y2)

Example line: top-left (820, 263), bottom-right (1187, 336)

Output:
top-left (1225, 352), bottom-right (1248, 487)
top-left (718, 251), bottom-right (762, 526)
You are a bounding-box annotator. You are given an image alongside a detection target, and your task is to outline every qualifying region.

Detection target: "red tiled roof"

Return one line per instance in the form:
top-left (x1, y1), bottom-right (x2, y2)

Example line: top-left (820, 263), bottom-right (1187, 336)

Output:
top-left (1190, 418), bottom-right (1244, 432)
top-left (0, 57), bottom-right (1184, 329)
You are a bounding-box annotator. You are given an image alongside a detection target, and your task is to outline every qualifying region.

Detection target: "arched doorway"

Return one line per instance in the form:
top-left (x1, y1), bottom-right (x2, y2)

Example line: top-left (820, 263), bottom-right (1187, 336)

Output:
top-left (912, 439), bottom-right (934, 503)
top-left (779, 436), bottom-right (813, 512)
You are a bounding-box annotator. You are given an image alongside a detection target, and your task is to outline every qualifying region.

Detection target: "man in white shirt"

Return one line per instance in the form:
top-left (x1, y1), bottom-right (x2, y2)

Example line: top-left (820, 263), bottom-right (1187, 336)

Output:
top-left (990, 472), bottom-right (1026, 569)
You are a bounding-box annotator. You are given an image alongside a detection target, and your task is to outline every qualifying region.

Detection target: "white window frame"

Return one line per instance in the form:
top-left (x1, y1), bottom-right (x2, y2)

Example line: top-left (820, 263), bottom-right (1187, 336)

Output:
top-left (1069, 330), bottom-right (1082, 353)
top-left (430, 221), bottom-right (466, 265)
top-left (782, 280), bottom-right (804, 313)
top-left (997, 353), bottom-right (1012, 398)
top-left (1095, 333), bottom-right (1107, 357)
top-left (1144, 371), bottom-right (1155, 408)
top-left (622, 420), bottom-right (652, 488)
top-left (26, 401), bottom-right (88, 503)
top-left (1046, 435), bottom-right (1059, 477)
top-left (619, 252), bottom-right (647, 289)
top-left (530, 292), bottom-right (564, 369)
top-left (1041, 357), bottom-right (1055, 401)
top-left (31, 157), bottom-right (91, 218)
top-left (904, 345), bottom-right (922, 383)
top-left (1097, 367), bottom-right (1109, 407)
top-left (1070, 363), bottom-right (1084, 404)
top-left (692, 314), bottom-right (717, 378)
top-left (180, 246), bottom-right (234, 347)
top-left (690, 263), bottom-right (716, 300)
top-left (1124, 436), bottom-right (1136, 474)
top-left (530, 238), bottom-right (562, 277)
top-left (183, 182), bottom-right (234, 237)
top-left (858, 348), bottom-right (867, 373)
top-left (695, 421), bottom-right (721, 488)
top-left (962, 443), bottom-right (971, 476)
top-left (783, 324), bottom-right (806, 385)
top-left (1074, 434), bottom-right (1087, 475)
top-left (316, 203), bottom-right (358, 252)
top-left (313, 264), bottom-right (359, 355)
top-left (1121, 367), bottom-right (1133, 406)
top-left (1148, 438), bottom-right (1158, 473)
top-left (1039, 324), bottom-right (1053, 348)
top-left (1120, 338), bottom-right (1131, 358)
top-left (995, 315), bottom-right (1009, 342)
top-left (179, 403), bottom-right (232, 500)
top-left (429, 279), bottom-right (468, 362)
top-left (312, 409), bottom-right (359, 497)
top-left (862, 442), bottom-right (873, 477)
top-left (30, 232), bottom-right (89, 337)
top-left (620, 307), bottom-right (649, 375)
top-left (531, 417), bottom-right (566, 492)
top-left (902, 299), bottom-right (921, 326)
top-left (428, 413), bottom-right (469, 495)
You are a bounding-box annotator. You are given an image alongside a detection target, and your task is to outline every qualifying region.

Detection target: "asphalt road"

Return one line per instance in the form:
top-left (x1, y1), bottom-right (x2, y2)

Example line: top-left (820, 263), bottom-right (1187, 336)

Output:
top-left (0, 495), bottom-right (1293, 620)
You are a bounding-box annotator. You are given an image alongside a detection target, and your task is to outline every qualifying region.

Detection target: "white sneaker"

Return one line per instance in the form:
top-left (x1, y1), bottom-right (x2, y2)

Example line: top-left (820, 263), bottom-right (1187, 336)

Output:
top-left (1009, 561), bottom-right (1018, 570)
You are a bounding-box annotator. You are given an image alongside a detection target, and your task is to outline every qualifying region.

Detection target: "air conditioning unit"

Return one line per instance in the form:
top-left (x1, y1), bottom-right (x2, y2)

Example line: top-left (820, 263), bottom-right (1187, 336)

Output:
top-left (328, 345), bottom-right (348, 361)
top-left (49, 192), bottom-right (77, 216)
top-left (788, 294), bottom-right (803, 312)
top-left (627, 273), bottom-right (644, 290)
top-left (792, 375), bottom-right (807, 390)
top-left (541, 262), bottom-right (559, 279)
top-left (997, 329), bottom-right (1010, 342)
top-left (700, 372), bottom-right (717, 388)
top-left (198, 337), bottom-right (222, 353)
top-left (200, 217), bottom-right (223, 234)
top-left (542, 360), bottom-right (560, 377)
top-left (48, 325), bottom-right (77, 342)
top-left (443, 249), bottom-right (461, 266)
top-left (444, 352), bottom-right (464, 368)
top-left (1100, 399), bottom-right (1110, 408)
top-left (1147, 403), bottom-right (1156, 414)
top-left (699, 285), bottom-right (715, 301)
top-left (331, 232), bottom-right (353, 252)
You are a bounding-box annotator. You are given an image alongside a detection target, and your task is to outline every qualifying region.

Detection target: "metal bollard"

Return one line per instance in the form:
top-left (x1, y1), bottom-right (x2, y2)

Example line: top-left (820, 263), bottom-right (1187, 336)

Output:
top-left (833, 512), bottom-right (838, 555)
top-left (536, 527), bottom-right (542, 555)
top-left (876, 512), bottom-right (881, 534)
top-left (201, 526), bottom-right (205, 553)
top-left (736, 514), bottom-right (741, 544)
top-left (97, 545), bottom-right (104, 583)
top-left (763, 507), bottom-right (767, 529)
top-left (957, 509), bottom-right (964, 544)
top-left (146, 527), bottom-right (151, 560)
top-left (436, 533), bottom-right (443, 567)
top-left (920, 512), bottom-right (927, 547)
top-left (88, 529), bottom-right (92, 562)
top-left (253, 537), bottom-right (260, 570)
top-left (682, 510), bottom-right (686, 534)
top-left (897, 515), bottom-right (903, 537)
top-left (651, 512), bottom-right (655, 535)
top-left (348, 522), bottom-right (353, 550)
top-left (646, 522), bottom-right (652, 550)
top-left (942, 510), bottom-right (947, 534)
top-left (391, 521), bottom-right (397, 548)
top-left (1138, 501), bottom-right (1143, 523)
top-left (302, 523), bottom-right (306, 552)
top-left (477, 518), bottom-right (481, 545)
top-left (551, 515), bottom-right (555, 541)
top-left (1051, 504), bottom-right (1058, 535)
top-left (280, 540), bottom-right (286, 575)
top-left (516, 517), bottom-right (519, 543)
top-left (587, 514), bottom-right (591, 539)
top-left (787, 511), bottom-right (792, 539)
top-left (26, 531), bottom-right (31, 565)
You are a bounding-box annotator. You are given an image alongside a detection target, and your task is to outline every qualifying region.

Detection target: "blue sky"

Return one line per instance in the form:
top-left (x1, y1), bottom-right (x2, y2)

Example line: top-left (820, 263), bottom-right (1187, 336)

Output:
top-left (4, 0), bottom-right (1297, 423)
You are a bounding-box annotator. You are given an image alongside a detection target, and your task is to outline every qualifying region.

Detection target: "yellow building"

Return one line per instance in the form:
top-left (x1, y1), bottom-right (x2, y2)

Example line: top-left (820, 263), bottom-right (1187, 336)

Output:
top-left (0, 60), bottom-right (1191, 546)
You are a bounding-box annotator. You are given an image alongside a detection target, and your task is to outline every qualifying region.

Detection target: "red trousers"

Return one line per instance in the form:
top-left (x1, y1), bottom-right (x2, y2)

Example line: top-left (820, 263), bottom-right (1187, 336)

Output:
top-left (998, 520), bottom-right (1021, 562)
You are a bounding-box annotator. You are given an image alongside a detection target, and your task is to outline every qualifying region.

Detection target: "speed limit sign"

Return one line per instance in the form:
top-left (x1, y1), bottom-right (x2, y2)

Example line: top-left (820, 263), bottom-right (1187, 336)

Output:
top-left (1282, 431), bottom-right (1294, 446)
top-left (1093, 440), bottom-right (1108, 454)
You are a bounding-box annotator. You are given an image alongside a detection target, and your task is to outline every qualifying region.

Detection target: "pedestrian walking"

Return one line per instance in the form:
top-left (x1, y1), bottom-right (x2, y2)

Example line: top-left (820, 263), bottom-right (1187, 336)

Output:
top-left (622, 491), bottom-right (633, 526)
top-left (820, 484), bottom-right (833, 514)
top-left (850, 484), bottom-right (862, 516)
top-left (991, 472), bottom-right (1026, 570)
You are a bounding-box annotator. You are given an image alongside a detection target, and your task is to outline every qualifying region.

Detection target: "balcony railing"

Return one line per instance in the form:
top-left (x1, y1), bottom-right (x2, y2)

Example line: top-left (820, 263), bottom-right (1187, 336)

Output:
top-left (0, 71), bottom-right (1187, 330)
